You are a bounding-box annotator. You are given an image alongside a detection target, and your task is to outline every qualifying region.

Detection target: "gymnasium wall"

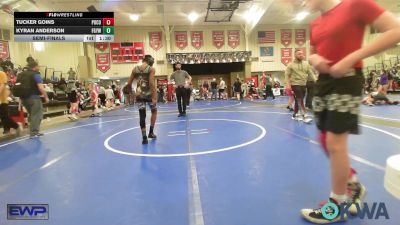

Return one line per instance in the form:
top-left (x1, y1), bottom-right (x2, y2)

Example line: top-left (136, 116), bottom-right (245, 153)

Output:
top-left (2, 24), bottom-right (399, 80)
top-left (4, 31), bottom-right (82, 75)
top-left (363, 31), bottom-right (400, 71)
top-left (249, 24), bottom-right (310, 73)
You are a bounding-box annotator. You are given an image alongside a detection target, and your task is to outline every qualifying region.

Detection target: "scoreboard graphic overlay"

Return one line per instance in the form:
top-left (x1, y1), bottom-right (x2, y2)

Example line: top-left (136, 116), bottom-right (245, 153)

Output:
top-left (14, 12), bottom-right (114, 42)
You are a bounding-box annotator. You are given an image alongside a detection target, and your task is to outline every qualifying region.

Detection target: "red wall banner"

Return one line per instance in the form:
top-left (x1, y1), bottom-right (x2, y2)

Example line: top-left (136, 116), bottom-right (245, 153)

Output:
top-left (281, 29), bottom-right (292, 47)
top-left (212, 31), bottom-right (224, 49)
top-left (175, 31), bottom-right (188, 50)
top-left (191, 31), bottom-right (203, 50)
top-left (96, 53), bottom-right (111, 73)
top-left (281, 48), bottom-right (292, 66)
top-left (149, 31), bottom-right (163, 51)
top-left (0, 41), bottom-right (10, 59)
top-left (228, 30), bottom-right (240, 49)
top-left (295, 29), bottom-right (306, 46)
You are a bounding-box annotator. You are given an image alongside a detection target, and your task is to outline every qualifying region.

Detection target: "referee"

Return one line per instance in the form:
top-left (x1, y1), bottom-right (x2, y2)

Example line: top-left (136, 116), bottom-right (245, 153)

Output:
top-left (170, 62), bottom-right (192, 117)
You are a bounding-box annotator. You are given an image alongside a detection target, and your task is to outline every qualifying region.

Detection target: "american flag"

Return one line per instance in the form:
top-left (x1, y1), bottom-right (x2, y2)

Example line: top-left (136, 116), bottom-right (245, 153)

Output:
top-left (258, 31), bottom-right (275, 44)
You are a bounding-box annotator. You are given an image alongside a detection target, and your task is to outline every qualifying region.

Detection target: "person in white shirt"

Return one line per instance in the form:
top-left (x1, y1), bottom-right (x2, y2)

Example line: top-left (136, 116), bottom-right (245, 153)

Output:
top-left (218, 77), bottom-right (226, 100)
top-left (98, 86), bottom-right (106, 107)
top-left (105, 86), bottom-right (115, 109)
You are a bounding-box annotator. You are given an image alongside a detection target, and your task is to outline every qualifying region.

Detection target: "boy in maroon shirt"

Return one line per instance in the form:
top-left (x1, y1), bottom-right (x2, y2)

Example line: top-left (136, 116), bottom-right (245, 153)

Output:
top-left (301, 0), bottom-right (400, 223)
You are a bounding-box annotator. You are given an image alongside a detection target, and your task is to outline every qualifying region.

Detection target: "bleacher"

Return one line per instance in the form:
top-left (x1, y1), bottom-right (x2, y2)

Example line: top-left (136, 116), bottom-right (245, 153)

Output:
top-left (2, 58), bottom-right (91, 123)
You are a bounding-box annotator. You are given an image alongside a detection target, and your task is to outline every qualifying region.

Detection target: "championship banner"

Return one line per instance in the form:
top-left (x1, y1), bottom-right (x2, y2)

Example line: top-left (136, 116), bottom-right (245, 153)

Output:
top-left (191, 31), bottom-right (203, 50)
top-left (175, 31), bottom-right (188, 50)
top-left (95, 42), bottom-right (109, 52)
top-left (295, 29), bottom-right (306, 46)
top-left (96, 53), bottom-right (110, 73)
top-left (295, 48), bottom-right (307, 59)
top-left (149, 31), bottom-right (163, 51)
top-left (212, 30), bottom-right (224, 49)
top-left (227, 30), bottom-right (240, 49)
top-left (0, 41), bottom-right (10, 59)
top-left (281, 48), bottom-right (292, 65)
top-left (281, 29), bottom-right (292, 46)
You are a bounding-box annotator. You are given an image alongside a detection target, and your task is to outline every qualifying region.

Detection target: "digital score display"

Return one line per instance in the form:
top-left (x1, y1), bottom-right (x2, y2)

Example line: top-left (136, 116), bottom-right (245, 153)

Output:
top-left (14, 12), bottom-right (114, 42)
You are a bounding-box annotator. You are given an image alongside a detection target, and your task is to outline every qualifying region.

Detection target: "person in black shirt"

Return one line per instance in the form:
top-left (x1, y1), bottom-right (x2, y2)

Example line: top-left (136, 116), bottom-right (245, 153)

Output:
top-left (158, 84), bottom-right (165, 103)
top-left (210, 78), bottom-right (218, 100)
top-left (233, 78), bottom-right (242, 101)
top-left (202, 81), bottom-right (209, 100)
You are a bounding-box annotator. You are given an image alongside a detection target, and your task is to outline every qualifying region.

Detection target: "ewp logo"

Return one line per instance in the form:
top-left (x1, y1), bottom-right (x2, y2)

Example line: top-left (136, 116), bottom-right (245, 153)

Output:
top-left (7, 204), bottom-right (49, 220)
top-left (321, 202), bottom-right (390, 220)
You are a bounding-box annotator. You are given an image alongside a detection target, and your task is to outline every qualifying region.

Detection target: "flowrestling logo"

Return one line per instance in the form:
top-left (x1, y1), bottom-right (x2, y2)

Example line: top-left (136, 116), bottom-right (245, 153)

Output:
top-left (7, 204), bottom-right (49, 220)
top-left (321, 202), bottom-right (390, 220)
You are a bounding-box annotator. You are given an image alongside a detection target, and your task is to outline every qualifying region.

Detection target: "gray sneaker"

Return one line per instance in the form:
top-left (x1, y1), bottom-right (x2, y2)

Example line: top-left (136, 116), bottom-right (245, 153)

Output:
top-left (295, 114), bottom-right (304, 121)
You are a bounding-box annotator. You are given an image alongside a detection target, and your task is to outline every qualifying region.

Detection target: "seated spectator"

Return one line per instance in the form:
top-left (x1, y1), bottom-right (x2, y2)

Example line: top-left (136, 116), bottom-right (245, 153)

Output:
top-left (44, 84), bottom-right (55, 100)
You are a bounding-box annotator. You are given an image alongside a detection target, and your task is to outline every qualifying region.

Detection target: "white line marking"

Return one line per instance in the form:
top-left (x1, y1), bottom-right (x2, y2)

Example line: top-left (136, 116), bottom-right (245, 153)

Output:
top-left (40, 155), bottom-right (66, 169)
top-left (0, 117), bottom-right (136, 148)
top-left (104, 119), bottom-right (266, 157)
top-left (167, 133), bottom-right (187, 137)
top-left (188, 156), bottom-right (205, 225)
top-left (190, 129), bottom-right (208, 132)
top-left (124, 101), bottom-right (242, 113)
top-left (0, 111), bottom-right (397, 172)
top-left (0, 151), bottom-right (73, 192)
top-left (186, 118), bottom-right (205, 225)
top-left (190, 132), bottom-right (209, 135)
top-left (349, 154), bottom-right (385, 171)
top-left (168, 130), bottom-right (186, 134)
top-left (274, 124), bottom-right (388, 172)
top-left (362, 114), bottom-right (400, 122)
top-left (360, 124), bottom-right (400, 141)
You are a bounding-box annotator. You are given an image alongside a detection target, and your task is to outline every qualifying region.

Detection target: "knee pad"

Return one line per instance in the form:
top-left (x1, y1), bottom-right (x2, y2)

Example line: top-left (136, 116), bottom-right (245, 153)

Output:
top-left (319, 131), bottom-right (329, 156)
top-left (139, 108), bottom-right (146, 128)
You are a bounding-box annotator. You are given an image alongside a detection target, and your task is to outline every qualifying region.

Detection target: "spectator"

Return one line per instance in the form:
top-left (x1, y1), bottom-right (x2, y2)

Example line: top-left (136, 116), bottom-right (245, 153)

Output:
top-left (210, 78), bottom-right (218, 100)
top-left (44, 83), bottom-right (55, 100)
top-left (218, 77), bottom-right (226, 99)
top-left (264, 74), bottom-right (275, 100)
top-left (18, 57), bottom-right (49, 138)
top-left (233, 78), bottom-right (242, 101)
top-left (388, 67), bottom-right (396, 91)
top-left (305, 70), bottom-right (317, 110)
top-left (202, 81), bottom-right (209, 100)
top-left (158, 84), bottom-right (165, 103)
top-left (98, 85), bottom-right (106, 107)
top-left (378, 70), bottom-right (389, 94)
top-left (112, 84), bottom-right (121, 105)
top-left (241, 80), bottom-right (247, 99)
top-left (67, 68), bottom-right (76, 80)
top-left (0, 71), bottom-right (21, 135)
top-left (66, 79), bottom-right (79, 120)
top-left (88, 83), bottom-right (101, 117)
top-left (365, 72), bottom-right (374, 93)
top-left (122, 82), bottom-right (132, 106)
top-left (105, 85), bottom-right (115, 109)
